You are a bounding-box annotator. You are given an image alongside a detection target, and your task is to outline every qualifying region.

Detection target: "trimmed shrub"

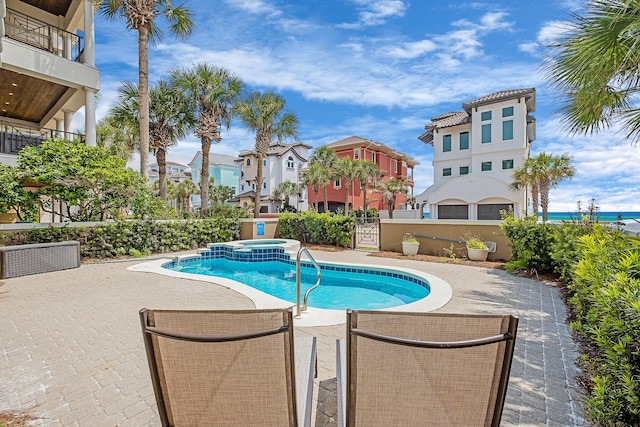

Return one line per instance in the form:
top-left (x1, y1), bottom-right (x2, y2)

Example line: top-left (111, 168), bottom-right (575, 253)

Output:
top-left (276, 211), bottom-right (355, 247)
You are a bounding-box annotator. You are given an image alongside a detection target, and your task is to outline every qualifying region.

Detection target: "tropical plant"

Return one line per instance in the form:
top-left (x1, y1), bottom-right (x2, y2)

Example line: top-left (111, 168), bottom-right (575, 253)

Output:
top-left (0, 164), bottom-right (37, 220)
top-left (510, 152), bottom-right (575, 221)
top-left (210, 185), bottom-right (234, 205)
top-left (96, 115), bottom-right (137, 161)
top-left (273, 181), bottom-right (301, 212)
top-left (308, 146), bottom-right (337, 212)
top-left (545, 0), bottom-right (640, 145)
top-left (301, 163), bottom-right (326, 211)
top-left (174, 179), bottom-right (198, 212)
top-left (334, 157), bottom-right (359, 214)
top-left (111, 80), bottom-right (193, 200)
top-left (171, 63), bottom-right (243, 210)
top-left (234, 91), bottom-right (299, 217)
top-left (375, 178), bottom-right (407, 219)
top-left (17, 138), bottom-right (153, 221)
top-left (98, 0), bottom-right (194, 178)
top-left (353, 160), bottom-right (380, 219)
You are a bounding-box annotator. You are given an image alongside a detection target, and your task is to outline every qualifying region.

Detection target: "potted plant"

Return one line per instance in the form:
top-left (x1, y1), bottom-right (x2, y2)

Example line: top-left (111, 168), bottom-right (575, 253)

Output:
top-left (402, 233), bottom-right (420, 256)
top-left (465, 236), bottom-right (489, 261)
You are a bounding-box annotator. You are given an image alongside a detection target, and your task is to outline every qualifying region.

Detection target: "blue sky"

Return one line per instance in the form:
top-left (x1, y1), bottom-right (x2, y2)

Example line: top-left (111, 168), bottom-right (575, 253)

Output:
top-left (88, 0), bottom-right (640, 213)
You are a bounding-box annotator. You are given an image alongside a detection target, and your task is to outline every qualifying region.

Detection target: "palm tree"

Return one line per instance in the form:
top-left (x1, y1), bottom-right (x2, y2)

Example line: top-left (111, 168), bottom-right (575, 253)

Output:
top-left (210, 185), bottom-right (234, 205)
top-left (234, 91), bottom-right (299, 217)
top-left (354, 160), bottom-right (380, 219)
top-left (334, 157), bottom-right (359, 214)
top-left (376, 179), bottom-right (408, 219)
top-left (98, 0), bottom-right (194, 178)
top-left (531, 152), bottom-right (576, 222)
top-left (510, 157), bottom-right (540, 217)
top-left (175, 179), bottom-right (198, 212)
top-left (171, 63), bottom-right (243, 212)
top-left (273, 180), bottom-right (301, 212)
top-left (111, 80), bottom-right (193, 200)
top-left (308, 146), bottom-right (337, 212)
top-left (96, 116), bottom-right (138, 161)
top-left (301, 163), bottom-right (325, 211)
top-left (545, 0), bottom-right (640, 144)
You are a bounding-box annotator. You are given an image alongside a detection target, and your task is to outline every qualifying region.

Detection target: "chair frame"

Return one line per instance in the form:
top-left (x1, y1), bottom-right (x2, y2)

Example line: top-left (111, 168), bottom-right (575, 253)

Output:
top-left (339, 309), bottom-right (519, 427)
top-left (140, 307), bottom-right (309, 427)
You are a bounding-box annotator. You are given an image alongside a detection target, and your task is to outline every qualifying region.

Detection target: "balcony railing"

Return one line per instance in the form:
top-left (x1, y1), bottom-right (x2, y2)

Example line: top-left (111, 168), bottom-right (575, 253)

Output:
top-left (0, 120), bottom-right (85, 155)
top-left (4, 8), bottom-right (84, 61)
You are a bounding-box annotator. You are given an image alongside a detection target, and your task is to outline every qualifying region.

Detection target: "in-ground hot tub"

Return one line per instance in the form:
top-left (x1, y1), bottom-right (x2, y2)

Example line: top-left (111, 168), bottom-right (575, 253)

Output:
top-left (201, 238), bottom-right (301, 255)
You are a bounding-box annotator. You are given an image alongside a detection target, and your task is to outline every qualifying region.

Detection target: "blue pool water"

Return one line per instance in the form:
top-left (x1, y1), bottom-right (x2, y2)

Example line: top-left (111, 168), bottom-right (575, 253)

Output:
top-left (164, 250), bottom-right (430, 310)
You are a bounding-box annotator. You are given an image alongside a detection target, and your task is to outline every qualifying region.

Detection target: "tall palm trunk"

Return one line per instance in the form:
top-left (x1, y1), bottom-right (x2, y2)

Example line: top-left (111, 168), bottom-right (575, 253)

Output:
top-left (254, 153), bottom-right (264, 218)
top-left (531, 184), bottom-right (539, 217)
top-left (200, 138), bottom-right (211, 213)
top-left (344, 181), bottom-right (351, 214)
top-left (156, 148), bottom-right (168, 200)
top-left (539, 178), bottom-right (550, 222)
top-left (323, 186), bottom-right (328, 213)
top-left (138, 27), bottom-right (150, 179)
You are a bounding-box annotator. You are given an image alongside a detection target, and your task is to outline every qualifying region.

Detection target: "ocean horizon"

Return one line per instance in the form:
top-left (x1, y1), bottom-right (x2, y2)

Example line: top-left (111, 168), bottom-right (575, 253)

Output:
top-left (422, 211), bottom-right (640, 221)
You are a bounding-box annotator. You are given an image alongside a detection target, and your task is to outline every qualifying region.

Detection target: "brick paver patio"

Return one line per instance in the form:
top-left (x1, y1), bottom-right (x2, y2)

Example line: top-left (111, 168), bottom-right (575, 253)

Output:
top-left (0, 249), bottom-right (586, 426)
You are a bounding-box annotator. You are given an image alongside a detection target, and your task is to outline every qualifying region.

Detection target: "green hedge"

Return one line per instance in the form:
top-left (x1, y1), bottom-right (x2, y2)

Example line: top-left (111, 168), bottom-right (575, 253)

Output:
top-left (276, 211), bottom-right (355, 247)
top-left (0, 218), bottom-right (241, 259)
top-left (569, 228), bottom-right (640, 425)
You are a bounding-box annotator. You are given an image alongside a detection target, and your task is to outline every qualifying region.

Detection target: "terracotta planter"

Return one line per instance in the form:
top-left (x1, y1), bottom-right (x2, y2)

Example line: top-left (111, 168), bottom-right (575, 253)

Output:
top-left (402, 241), bottom-right (420, 256)
top-left (467, 247), bottom-right (489, 261)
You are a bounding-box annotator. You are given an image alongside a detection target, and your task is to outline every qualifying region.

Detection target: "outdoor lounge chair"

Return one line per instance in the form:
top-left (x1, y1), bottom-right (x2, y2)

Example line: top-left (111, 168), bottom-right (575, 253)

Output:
top-left (336, 310), bottom-right (518, 427)
top-left (140, 307), bottom-right (316, 427)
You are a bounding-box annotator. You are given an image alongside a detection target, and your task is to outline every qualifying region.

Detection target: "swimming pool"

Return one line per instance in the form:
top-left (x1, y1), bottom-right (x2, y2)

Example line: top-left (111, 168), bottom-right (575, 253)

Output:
top-left (129, 240), bottom-right (453, 326)
top-left (164, 255), bottom-right (430, 310)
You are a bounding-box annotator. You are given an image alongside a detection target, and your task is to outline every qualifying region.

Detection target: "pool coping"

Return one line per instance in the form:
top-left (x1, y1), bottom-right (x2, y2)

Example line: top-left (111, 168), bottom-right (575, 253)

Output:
top-left (128, 255), bottom-right (453, 327)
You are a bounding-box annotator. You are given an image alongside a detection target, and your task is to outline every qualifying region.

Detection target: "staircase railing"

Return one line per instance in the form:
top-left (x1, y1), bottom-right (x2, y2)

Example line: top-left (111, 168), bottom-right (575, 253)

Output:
top-left (295, 247), bottom-right (321, 318)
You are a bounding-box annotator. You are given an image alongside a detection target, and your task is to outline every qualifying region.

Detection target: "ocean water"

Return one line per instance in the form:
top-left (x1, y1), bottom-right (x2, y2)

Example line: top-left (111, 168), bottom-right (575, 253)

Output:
top-left (422, 211), bottom-right (640, 222)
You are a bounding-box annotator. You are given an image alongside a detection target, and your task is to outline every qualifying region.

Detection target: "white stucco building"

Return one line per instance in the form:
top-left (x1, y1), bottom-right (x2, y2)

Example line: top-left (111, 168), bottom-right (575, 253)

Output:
top-left (416, 88), bottom-right (536, 220)
top-left (235, 141), bottom-right (310, 213)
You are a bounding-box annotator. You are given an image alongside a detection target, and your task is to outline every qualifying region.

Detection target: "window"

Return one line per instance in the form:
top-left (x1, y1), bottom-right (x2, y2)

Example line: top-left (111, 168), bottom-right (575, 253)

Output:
top-left (443, 167), bottom-right (452, 177)
top-left (263, 159), bottom-right (267, 166)
top-left (263, 182), bottom-right (267, 189)
top-left (287, 156), bottom-right (294, 169)
top-left (481, 161), bottom-right (492, 171)
top-left (502, 106), bottom-right (514, 117)
top-left (459, 166), bottom-right (469, 175)
top-left (241, 184), bottom-right (245, 191)
top-left (371, 151), bottom-right (377, 164)
top-left (482, 124), bottom-right (491, 143)
top-left (481, 111), bottom-right (492, 121)
top-left (251, 183), bottom-right (255, 190)
top-left (246, 159), bottom-right (251, 166)
top-left (334, 178), bottom-right (341, 188)
top-left (443, 135), bottom-right (452, 152)
top-left (354, 148), bottom-right (360, 160)
top-left (459, 132), bottom-right (469, 150)
top-left (502, 120), bottom-right (513, 140)
top-left (394, 159), bottom-right (398, 173)
top-left (502, 159), bottom-right (514, 169)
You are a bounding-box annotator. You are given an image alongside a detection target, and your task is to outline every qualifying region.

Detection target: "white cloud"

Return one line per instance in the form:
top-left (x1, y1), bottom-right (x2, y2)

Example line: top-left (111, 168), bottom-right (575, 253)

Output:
top-left (384, 40), bottom-right (438, 59)
top-left (223, 0), bottom-right (280, 16)
top-left (339, 0), bottom-right (408, 28)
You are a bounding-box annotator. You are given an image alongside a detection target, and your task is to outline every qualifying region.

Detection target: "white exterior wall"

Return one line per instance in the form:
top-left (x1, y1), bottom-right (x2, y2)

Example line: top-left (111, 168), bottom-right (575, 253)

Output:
top-left (418, 96), bottom-right (531, 219)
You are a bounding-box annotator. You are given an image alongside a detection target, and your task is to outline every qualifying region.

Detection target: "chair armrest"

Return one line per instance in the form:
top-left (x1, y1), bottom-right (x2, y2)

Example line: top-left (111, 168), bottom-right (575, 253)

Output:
top-left (295, 336), bottom-right (317, 427)
top-left (336, 339), bottom-right (347, 427)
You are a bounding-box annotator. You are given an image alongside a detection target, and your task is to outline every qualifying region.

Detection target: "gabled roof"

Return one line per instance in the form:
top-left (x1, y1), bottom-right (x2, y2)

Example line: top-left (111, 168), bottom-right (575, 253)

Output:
top-left (237, 141), bottom-right (310, 162)
top-left (189, 151), bottom-right (239, 167)
top-left (324, 136), bottom-right (419, 166)
top-left (462, 88), bottom-right (536, 113)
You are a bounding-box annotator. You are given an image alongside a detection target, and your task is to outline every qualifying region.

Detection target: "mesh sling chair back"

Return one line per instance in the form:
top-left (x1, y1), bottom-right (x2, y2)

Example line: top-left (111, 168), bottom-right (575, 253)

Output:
top-left (140, 307), bottom-right (316, 427)
top-left (337, 310), bottom-right (518, 427)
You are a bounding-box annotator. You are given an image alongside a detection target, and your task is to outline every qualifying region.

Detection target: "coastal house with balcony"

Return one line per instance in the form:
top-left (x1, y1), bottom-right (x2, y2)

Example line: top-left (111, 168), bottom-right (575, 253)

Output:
top-left (415, 88), bottom-right (536, 220)
top-left (0, 0), bottom-right (99, 167)
top-left (188, 151), bottom-right (240, 211)
top-left (314, 136), bottom-right (418, 214)
top-left (235, 141), bottom-right (310, 213)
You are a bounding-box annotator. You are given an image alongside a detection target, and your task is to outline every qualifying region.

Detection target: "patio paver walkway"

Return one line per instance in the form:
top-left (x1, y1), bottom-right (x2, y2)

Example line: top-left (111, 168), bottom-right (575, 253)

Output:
top-left (0, 249), bottom-right (586, 426)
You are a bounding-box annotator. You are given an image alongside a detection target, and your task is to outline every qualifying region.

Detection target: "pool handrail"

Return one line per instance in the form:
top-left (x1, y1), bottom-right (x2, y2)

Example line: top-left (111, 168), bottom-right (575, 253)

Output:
top-left (295, 247), bottom-right (321, 318)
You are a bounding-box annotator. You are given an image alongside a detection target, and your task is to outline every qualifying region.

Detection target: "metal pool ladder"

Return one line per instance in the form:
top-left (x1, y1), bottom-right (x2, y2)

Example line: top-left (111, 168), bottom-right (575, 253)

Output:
top-left (295, 247), bottom-right (321, 318)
